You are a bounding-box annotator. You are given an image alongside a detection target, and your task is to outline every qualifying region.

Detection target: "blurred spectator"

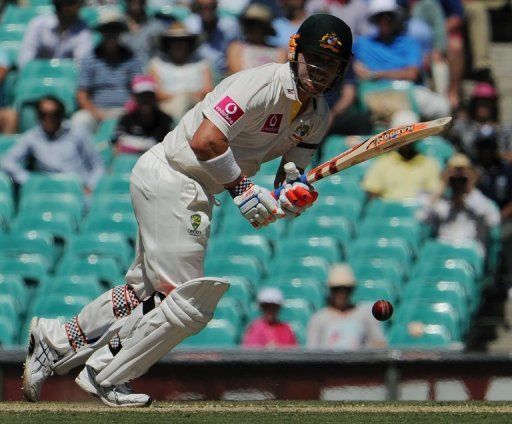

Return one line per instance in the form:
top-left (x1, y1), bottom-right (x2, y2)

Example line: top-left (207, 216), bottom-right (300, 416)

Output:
top-left (185, 0), bottom-right (240, 79)
top-left (0, 96), bottom-right (104, 193)
top-left (353, 0), bottom-right (450, 121)
top-left (451, 83), bottom-right (512, 162)
top-left (226, 3), bottom-right (287, 74)
top-left (307, 264), bottom-right (387, 350)
top-left (306, 0), bottom-right (370, 38)
top-left (362, 111), bottom-right (441, 200)
top-left (242, 287), bottom-right (298, 349)
top-left (18, 0), bottom-right (94, 69)
top-left (270, 0), bottom-right (308, 48)
top-left (148, 22), bottom-right (214, 121)
top-left (114, 75), bottom-right (173, 154)
top-left (123, 0), bottom-right (167, 66)
top-left (73, 10), bottom-right (143, 134)
top-left (419, 153), bottom-right (500, 253)
top-left (0, 48), bottom-right (17, 133)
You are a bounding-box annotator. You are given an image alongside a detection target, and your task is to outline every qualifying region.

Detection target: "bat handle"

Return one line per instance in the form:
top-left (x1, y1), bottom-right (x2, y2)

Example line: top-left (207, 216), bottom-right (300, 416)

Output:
top-left (273, 163), bottom-right (308, 198)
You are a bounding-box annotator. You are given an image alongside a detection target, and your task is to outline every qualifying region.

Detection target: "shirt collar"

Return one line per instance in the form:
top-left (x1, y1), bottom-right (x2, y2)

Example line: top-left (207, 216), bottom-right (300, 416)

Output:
top-left (278, 62), bottom-right (300, 101)
top-left (38, 120), bottom-right (70, 140)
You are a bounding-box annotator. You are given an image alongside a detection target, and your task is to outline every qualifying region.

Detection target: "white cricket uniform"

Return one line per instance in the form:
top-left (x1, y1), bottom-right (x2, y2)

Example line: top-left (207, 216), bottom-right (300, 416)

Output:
top-left (125, 62), bottom-right (329, 298)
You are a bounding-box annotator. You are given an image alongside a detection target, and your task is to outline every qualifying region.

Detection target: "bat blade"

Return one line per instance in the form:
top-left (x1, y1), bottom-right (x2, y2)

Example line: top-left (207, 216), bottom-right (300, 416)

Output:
top-left (306, 116), bottom-right (452, 184)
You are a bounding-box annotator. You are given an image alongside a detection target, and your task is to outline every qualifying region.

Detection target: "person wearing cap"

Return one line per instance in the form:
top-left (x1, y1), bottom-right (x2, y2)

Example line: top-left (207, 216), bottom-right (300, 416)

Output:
top-left (148, 21), bottom-right (214, 121)
top-left (353, 0), bottom-right (450, 121)
top-left (18, 0), bottom-right (94, 68)
top-left (226, 3), bottom-right (287, 74)
top-left (23, 14), bottom-right (354, 407)
top-left (419, 153), bottom-right (500, 254)
top-left (114, 75), bottom-right (174, 154)
top-left (242, 287), bottom-right (298, 348)
top-left (362, 110), bottom-right (442, 201)
top-left (307, 264), bottom-right (386, 350)
top-left (72, 10), bottom-right (144, 134)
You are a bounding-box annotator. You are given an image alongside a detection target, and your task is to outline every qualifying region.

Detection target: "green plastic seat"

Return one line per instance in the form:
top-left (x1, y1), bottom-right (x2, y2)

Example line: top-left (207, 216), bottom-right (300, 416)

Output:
top-left (37, 275), bottom-right (103, 299)
top-left (1, 5), bottom-right (43, 24)
top-left (94, 118), bottom-right (119, 143)
top-left (68, 232), bottom-right (133, 270)
top-left (0, 294), bottom-right (19, 329)
top-left (208, 235), bottom-right (272, 265)
top-left (275, 236), bottom-right (343, 264)
top-left (0, 230), bottom-right (55, 268)
top-left (0, 193), bottom-right (14, 230)
top-left (19, 194), bottom-right (84, 227)
top-left (0, 254), bottom-right (49, 286)
top-left (287, 215), bottom-right (352, 247)
top-left (93, 175), bottom-right (130, 196)
top-left (270, 256), bottom-right (330, 282)
top-left (180, 319), bottom-right (238, 348)
top-left (220, 216), bottom-right (286, 243)
top-left (14, 210), bottom-right (77, 242)
top-left (82, 212), bottom-right (138, 244)
top-left (394, 301), bottom-right (462, 341)
top-left (89, 194), bottom-right (133, 214)
top-left (111, 154), bottom-right (141, 176)
top-left (351, 278), bottom-right (397, 305)
top-left (221, 276), bottom-right (254, 314)
top-left (21, 174), bottom-right (83, 200)
top-left (388, 323), bottom-right (452, 349)
top-left (261, 277), bottom-right (325, 310)
top-left (0, 23), bottom-right (25, 41)
top-left (280, 299), bottom-right (313, 328)
top-left (364, 199), bottom-right (419, 219)
top-left (56, 254), bottom-right (123, 288)
top-left (350, 257), bottom-right (403, 289)
top-left (214, 298), bottom-right (244, 330)
top-left (320, 134), bottom-right (348, 159)
top-left (314, 195), bottom-right (363, 222)
top-left (28, 294), bottom-right (90, 321)
top-left (0, 274), bottom-right (28, 313)
top-left (0, 135), bottom-right (19, 159)
top-left (258, 158), bottom-right (281, 176)
top-left (0, 319), bottom-right (16, 347)
top-left (412, 258), bottom-right (475, 290)
top-left (205, 256), bottom-right (262, 288)
top-left (315, 175), bottom-right (366, 203)
top-left (416, 136), bottom-right (454, 166)
top-left (0, 172), bottom-right (13, 196)
top-left (18, 59), bottom-right (78, 83)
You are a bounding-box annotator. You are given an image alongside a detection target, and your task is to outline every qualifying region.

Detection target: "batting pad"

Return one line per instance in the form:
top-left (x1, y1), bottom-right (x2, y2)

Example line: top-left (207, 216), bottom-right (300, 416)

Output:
top-left (94, 277), bottom-right (229, 386)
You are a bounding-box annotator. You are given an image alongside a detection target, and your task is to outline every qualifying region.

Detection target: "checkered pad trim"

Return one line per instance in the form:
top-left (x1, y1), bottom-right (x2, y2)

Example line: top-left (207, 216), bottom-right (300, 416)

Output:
top-left (64, 317), bottom-right (89, 352)
top-left (109, 333), bottom-right (122, 355)
top-left (112, 285), bottom-right (141, 319)
top-left (229, 176), bottom-right (254, 198)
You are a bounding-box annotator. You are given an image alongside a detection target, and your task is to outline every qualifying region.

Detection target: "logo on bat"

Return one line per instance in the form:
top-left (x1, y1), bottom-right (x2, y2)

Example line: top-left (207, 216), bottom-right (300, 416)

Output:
top-left (320, 33), bottom-right (342, 53)
top-left (365, 125), bottom-right (415, 150)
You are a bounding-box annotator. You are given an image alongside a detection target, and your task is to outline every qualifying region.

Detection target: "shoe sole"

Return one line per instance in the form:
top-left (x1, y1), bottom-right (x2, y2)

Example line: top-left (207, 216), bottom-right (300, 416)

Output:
top-left (75, 371), bottom-right (153, 408)
top-left (22, 317), bottom-right (39, 402)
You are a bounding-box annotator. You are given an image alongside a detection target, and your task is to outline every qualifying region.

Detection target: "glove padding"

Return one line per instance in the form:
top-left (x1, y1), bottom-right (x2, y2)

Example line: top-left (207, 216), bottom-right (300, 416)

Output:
top-left (234, 185), bottom-right (285, 228)
top-left (278, 181), bottom-right (318, 218)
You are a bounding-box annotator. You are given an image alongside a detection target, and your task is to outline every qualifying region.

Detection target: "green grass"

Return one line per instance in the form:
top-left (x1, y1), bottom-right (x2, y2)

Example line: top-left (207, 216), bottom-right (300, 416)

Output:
top-left (1, 402), bottom-right (512, 423)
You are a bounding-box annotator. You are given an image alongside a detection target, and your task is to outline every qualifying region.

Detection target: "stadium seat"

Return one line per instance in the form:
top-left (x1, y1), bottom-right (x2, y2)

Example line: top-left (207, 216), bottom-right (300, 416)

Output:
top-left (0, 294), bottom-right (20, 329)
top-left (261, 276), bottom-right (325, 310)
top-left (89, 194), bottom-right (133, 214)
top-left (82, 212), bottom-right (138, 244)
top-left (351, 278), bottom-right (397, 305)
top-left (67, 232), bottom-right (133, 270)
top-left (111, 154), bottom-right (141, 176)
top-left (205, 256), bottom-right (262, 288)
top-left (18, 59), bottom-right (78, 83)
top-left (220, 216), bottom-right (286, 243)
top-left (314, 195), bottom-right (363, 223)
top-left (388, 323), bottom-right (453, 349)
top-left (13, 210), bottom-right (77, 243)
top-left (0, 23), bottom-right (25, 42)
top-left (21, 174), bottom-right (83, 200)
top-left (315, 175), bottom-right (366, 203)
top-left (214, 298), bottom-right (244, 331)
top-left (208, 235), bottom-right (272, 265)
top-left (0, 172), bottom-right (13, 196)
top-left (37, 275), bottom-right (103, 299)
top-left (275, 236), bottom-right (343, 264)
top-left (56, 254), bottom-right (124, 288)
top-left (350, 257), bottom-right (403, 290)
top-left (93, 175), bottom-right (130, 196)
top-left (416, 136), bottom-right (454, 166)
top-left (287, 215), bottom-right (352, 247)
top-left (364, 199), bottom-right (419, 219)
top-left (0, 254), bottom-right (49, 287)
top-left (270, 256), bottom-right (330, 283)
top-left (258, 158), bottom-right (281, 176)
top-left (289, 321), bottom-right (306, 346)
top-left (19, 193), bottom-right (84, 227)
top-left (0, 319), bottom-right (16, 347)
top-left (0, 274), bottom-right (28, 313)
top-left (280, 299), bottom-right (313, 328)
top-left (0, 230), bottom-right (55, 268)
top-left (180, 319), bottom-right (238, 348)
top-left (0, 135), bottom-right (18, 159)
top-left (0, 192), bottom-right (14, 230)
top-left (1, 5), bottom-right (46, 24)
top-left (221, 276), bottom-right (254, 315)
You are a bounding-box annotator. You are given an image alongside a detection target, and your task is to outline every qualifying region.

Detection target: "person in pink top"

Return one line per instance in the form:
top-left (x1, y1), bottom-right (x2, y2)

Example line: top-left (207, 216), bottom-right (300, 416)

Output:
top-left (242, 287), bottom-right (298, 348)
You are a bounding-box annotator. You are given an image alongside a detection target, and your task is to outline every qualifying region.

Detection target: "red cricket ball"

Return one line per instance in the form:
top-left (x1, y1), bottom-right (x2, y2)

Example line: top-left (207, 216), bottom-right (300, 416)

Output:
top-left (372, 300), bottom-right (393, 321)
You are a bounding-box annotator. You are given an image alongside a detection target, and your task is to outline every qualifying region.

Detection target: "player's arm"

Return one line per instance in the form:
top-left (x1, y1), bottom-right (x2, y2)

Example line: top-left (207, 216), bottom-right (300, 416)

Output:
top-left (190, 118), bottom-right (284, 228)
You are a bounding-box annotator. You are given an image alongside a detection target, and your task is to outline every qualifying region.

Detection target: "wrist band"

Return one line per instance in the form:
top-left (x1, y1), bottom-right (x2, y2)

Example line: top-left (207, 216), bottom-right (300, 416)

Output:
top-left (228, 176), bottom-right (254, 198)
top-left (198, 147), bottom-right (242, 185)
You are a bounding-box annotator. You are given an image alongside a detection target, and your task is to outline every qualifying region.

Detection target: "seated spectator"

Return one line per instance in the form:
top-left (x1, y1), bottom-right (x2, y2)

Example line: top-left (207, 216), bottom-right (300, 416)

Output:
top-left (242, 287), bottom-right (298, 349)
top-left (18, 0), bottom-right (94, 68)
top-left (123, 0), bottom-right (167, 66)
top-left (114, 75), bottom-right (173, 154)
top-left (451, 83), bottom-right (512, 163)
top-left (353, 0), bottom-right (450, 122)
top-left (270, 0), bottom-right (308, 48)
top-left (0, 96), bottom-right (104, 194)
top-left (0, 48), bottom-right (17, 134)
top-left (307, 0), bottom-right (370, 38)
top-left (307, 264), bottom-right (387, 350)
top-left (419, 153), bottom-right (500, 254)
top-left (73, 10), bottom-right (143, 134)
top-left (362, 111), bottom-right (441, 200)
top-left (226, 3), bottom-right (287, 74)
top-left (185, 0), bottom-right (240, 80)
top-left (149, 22), bottom-right (214, 121)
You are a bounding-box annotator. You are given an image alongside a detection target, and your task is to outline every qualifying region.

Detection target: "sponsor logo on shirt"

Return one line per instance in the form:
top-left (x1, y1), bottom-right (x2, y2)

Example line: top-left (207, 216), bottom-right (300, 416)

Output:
top-left (214, 96), bottom-right (245, 126)
top-left (188, 214), bottom-right (202, 237)
top-left (261, 114), bottom-right (283, 134)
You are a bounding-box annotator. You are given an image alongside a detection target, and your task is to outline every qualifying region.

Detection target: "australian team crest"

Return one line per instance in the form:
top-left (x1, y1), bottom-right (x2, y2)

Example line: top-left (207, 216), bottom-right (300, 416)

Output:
top-left (188, 214), bottom-right (202, 236)
top-left (320, 32), bottom-right (342, 53)
top-left (291, 121), bottom-right (311, 143)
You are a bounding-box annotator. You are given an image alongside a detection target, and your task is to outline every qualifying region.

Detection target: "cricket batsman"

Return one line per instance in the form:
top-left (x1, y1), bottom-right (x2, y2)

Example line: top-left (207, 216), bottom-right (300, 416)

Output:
top-left (23, 14), bottom-right (353, 407)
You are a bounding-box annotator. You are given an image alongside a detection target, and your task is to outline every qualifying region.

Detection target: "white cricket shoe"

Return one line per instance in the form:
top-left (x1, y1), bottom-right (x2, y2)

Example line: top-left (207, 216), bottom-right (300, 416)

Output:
top-left (22, 317), bottom-right (58, 402)
top-left (75, 365), bottom-right (152, 408)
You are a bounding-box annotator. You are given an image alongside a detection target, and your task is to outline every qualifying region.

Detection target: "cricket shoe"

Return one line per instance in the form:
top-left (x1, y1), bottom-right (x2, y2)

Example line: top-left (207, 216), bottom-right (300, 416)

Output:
top-left (76, 365), bottom-right (152, 408)
top-left (22, 317), bottom-right (59, 402)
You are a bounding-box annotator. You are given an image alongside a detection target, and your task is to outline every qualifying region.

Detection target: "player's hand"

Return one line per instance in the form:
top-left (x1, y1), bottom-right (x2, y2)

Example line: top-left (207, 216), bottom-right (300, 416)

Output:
top-left (234, 185), bottom-right (285, 228)
top-left (278, 181), bottom-right (318, 218)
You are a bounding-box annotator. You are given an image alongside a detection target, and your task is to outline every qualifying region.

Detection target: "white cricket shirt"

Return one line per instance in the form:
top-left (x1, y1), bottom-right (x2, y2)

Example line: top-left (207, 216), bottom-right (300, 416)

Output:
top-left (162, 62), bottom-right (329, 194)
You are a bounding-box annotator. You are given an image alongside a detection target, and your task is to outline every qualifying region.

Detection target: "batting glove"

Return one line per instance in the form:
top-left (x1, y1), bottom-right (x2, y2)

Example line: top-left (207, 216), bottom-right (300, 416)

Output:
top-left (278, 181), bottom-right (318, 218)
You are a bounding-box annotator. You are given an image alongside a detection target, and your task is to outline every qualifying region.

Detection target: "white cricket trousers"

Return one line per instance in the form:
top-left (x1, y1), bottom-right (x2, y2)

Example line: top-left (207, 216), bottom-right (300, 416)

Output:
top-left (44, 143), bottom-right (214, 360)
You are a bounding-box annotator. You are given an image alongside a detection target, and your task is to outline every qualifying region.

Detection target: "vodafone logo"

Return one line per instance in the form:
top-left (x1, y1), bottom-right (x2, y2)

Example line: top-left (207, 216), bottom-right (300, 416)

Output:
top-left (214, 96), bottom-right (244, 126)
top-left (261, 114), bottom-right (283, 134)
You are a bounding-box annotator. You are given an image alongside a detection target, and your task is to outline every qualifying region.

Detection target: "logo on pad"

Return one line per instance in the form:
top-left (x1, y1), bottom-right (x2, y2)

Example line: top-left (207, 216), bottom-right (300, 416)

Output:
top-left (261, 114), bottom-right (283, 134)
top-left (214, 96), bottom-right (244, 126)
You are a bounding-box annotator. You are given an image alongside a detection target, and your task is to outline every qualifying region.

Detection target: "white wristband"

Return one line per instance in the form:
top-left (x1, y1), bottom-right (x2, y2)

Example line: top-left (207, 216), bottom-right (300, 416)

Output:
top-left (198, 147), bottom-right (242, 185)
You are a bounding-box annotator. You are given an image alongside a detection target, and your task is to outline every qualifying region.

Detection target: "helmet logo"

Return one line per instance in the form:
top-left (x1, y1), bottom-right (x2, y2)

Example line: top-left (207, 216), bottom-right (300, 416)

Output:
top-left (320, 33), bottom-right (342, 53)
